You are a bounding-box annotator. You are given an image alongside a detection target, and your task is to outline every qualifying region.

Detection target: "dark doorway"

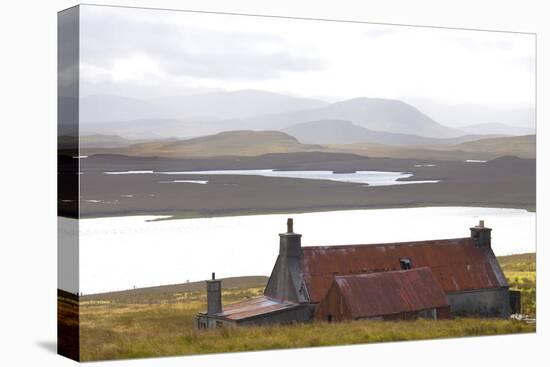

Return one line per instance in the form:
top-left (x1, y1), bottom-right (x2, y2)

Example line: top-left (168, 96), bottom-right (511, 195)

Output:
top-left (509, 290), bottom-right (522, 314)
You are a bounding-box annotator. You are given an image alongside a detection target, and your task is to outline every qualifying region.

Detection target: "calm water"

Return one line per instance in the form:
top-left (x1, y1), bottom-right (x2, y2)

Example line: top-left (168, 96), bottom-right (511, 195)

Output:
top-left (105, 169), bottom-right (440, 186)
top-left (63, 207), bottom-right (536, 294)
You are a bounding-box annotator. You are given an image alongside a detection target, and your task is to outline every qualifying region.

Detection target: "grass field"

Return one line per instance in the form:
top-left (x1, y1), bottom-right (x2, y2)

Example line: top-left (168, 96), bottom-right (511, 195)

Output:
top-left (68, 253), bottom-right (536, 361)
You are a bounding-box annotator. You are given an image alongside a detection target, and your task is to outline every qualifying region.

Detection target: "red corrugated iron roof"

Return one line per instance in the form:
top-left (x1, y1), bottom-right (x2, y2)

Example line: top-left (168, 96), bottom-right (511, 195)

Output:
top-left (332, 267), bottom-right (449, 319)
top-left (213, 296), bottom-right (301, 321)
top-left (301, 237), bottom-right (506, 302)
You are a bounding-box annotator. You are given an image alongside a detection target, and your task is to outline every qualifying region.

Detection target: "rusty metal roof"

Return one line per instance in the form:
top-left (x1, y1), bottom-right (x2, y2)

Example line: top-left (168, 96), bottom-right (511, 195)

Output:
top-left (301, 237), bottom-right (507, 302)
top-left (213, 296), bottom-right (301, 321)
top-left (332, 267), bottom-right (449, 319)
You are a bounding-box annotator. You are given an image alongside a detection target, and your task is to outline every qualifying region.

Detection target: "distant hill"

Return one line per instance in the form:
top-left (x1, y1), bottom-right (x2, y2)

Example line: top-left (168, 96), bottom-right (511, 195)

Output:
top-left (90, 131), bottom-right (323, 158)
top-left (150, 89), bottom-right (328, 120)
top-left (238, 97), bottom-right (464, 138)
top-left (78, 134), bottom-right (182, 149)
top-left (329, 134), bottom-right (535, 160)
top-left (81, 276), bottom-right (268, 302)
top-left (458, 123), bottom-right (535, 136)
top-left (79, 134), bottom-right (134, 148)
top-left (283, 120), bottom-right (496, 146)
top-left (80, 118), bottom-right (221, 140)
top-left (452, 134), bottom-right (535, 158)
top-left (406, 100), bottom-right (535, 131)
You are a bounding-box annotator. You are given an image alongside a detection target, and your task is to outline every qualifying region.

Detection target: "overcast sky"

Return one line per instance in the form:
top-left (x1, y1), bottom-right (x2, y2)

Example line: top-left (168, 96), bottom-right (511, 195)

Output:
top-left (80, 5), bottom-right (535, 108)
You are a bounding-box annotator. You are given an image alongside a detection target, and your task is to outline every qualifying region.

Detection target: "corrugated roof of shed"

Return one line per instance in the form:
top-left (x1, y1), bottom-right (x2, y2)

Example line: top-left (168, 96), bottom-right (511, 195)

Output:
top-left (301, 237), bottom-right (506, 302)
top-left (211, 296), bottom-right (301, 321)
top-left (333, 267), bottom-right (449, 319)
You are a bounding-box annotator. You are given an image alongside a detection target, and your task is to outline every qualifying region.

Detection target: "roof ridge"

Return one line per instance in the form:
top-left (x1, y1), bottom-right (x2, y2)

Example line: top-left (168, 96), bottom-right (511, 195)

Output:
top-left (303, 237), bottom-right (473, 250)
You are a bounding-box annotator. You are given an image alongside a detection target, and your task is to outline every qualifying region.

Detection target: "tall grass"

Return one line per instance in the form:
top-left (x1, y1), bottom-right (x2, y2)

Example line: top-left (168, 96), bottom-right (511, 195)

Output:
top-left (79, 293), bottom-right (535, 361)
top-left (499, 253), bottom-right (536, 317)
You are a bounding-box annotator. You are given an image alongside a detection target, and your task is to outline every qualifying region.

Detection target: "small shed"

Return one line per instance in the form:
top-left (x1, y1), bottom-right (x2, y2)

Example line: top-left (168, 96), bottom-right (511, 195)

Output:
top-left (196, 295), bottom-right (311, 328)
top-left (315, 267), bottom-right (451, 322)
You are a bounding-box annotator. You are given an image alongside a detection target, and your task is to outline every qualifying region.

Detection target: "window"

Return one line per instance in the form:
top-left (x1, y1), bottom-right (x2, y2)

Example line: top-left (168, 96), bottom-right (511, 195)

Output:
top-left (399, 258), bottom-right (412, 270)
top-left (327, 314), bottom-right (333, 323)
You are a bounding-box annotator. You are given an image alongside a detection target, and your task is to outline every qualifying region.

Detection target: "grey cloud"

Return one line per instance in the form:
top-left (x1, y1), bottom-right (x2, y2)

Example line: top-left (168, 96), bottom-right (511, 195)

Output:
top-left (80, 8), bottom-right (323, 81)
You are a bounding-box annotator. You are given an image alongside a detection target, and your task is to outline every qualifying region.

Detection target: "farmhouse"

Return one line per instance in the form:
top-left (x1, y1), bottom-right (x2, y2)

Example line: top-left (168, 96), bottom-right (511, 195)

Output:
top-left (196, 218), bottom-right (517, 329)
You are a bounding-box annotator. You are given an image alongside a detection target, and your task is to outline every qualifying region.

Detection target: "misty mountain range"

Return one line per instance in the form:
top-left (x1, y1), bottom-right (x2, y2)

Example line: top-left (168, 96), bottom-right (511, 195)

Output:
top-left (282, 120), bottom-right (497, 146)
top-left (78, 89), bottom-right (535, 146)
top-left (405, 99), bottom-right (535, 131)
top-left (80, 90), bottom-right (328, 122)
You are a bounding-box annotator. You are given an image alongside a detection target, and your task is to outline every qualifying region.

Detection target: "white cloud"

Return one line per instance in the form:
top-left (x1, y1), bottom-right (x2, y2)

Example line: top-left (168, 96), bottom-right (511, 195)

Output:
top-left (110, 54), bottom-right (166, 82)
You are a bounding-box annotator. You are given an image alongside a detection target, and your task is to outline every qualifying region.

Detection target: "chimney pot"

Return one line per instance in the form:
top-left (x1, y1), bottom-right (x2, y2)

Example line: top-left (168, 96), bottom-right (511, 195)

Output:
top-left (287, 218), bottom-right (294, 233)
top-left (470, 220), bottom-right (491, 247)
top-left (212, 272), bottom-right (215, 280)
